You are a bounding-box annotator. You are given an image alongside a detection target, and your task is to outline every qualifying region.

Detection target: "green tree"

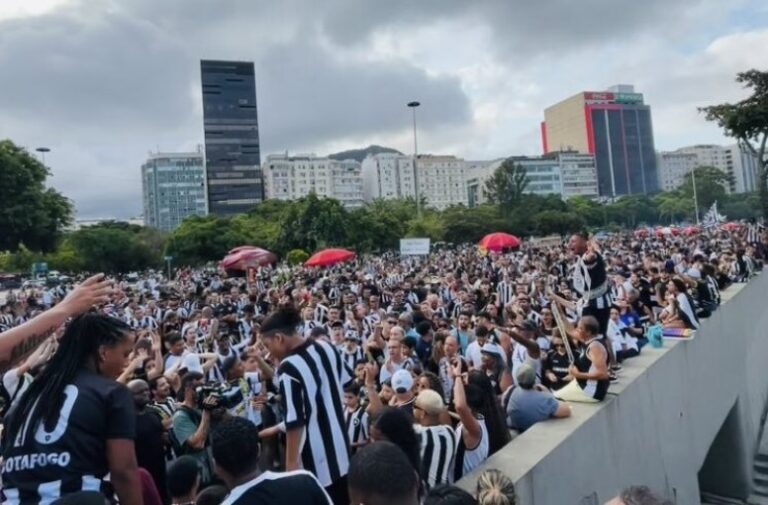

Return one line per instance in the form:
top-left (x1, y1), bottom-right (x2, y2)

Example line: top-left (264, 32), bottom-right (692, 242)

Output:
top-left (654, 191), bottom-right (692, 224)
top-left (67, 225), bottom-right (160, 273)
top-left (166, 215), bottom-right (248, 265)
top-left (567, 196), bottom-right (604, 227)
top-left (286, 249), bottom-right (310, 265)
top-left (483, 159), bottom-right (529, 217)
top-left (533, 210), bottom-right (584, 237)
top-left (0, 140), bottom-right (73, 252)
top-left (277, 193), bottom-right (350, 253)
top-left (607, 195), bottom-right (658, 228)
top-left (679, 165), bottom-right (732, 213)
top-left (347, 199), bottom-right (415, 252)
top-left (721, 192), bottom-right (761, 220)
top-left (442, 205), bottom-right (507, 244)
top-left (701, 69), bottom-right (768, 217)
top-left (405, 212), bottom-right (445, 242)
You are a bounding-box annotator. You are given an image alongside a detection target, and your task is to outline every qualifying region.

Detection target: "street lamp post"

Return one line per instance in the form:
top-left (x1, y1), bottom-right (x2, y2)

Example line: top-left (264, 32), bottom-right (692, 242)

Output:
top-left (35, 147), bottom-right (51, 165)
top-left (691, 167), bottom-right (700, 225)
top-left (407, 101), bottom-right (422, 219)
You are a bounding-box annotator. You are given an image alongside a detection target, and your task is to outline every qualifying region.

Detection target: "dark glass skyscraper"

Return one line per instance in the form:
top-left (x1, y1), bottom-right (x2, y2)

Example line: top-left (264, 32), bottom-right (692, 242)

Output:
top-left (200, 60), bottom-right (263, 216)
top-left (542, 86), bottom-right (659, 197)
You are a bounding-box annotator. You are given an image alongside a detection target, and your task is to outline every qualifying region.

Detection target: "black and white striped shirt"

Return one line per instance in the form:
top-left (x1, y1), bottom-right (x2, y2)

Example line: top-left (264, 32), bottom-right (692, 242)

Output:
top-left (525, 310), bottom-right (542, 326)
top-left (278, 339), bottom-right (352, 487)
top-left (129, 316), bottom-right (158, 331)
top-left (340, 345), bottom-right (365, 372)
top-left (344, 406), bottom-right (369, 450)
top-left (747, 223), bottom-right (764, 244)
top-left (313, 304), bottom-right (329, 324)
top-left (237, 318), bottom-right (254, 345)
top-left (416, 424), bottom-right (457, 489)
top-left (496, 281), bottom-right (515, 306)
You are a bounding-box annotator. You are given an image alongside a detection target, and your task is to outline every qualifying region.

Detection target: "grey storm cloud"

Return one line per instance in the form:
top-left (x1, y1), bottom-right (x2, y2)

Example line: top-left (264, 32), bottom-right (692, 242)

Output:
top-left (0, 0), bottom-right (471, 218)
top-left (0, 0), bottom-right (730, 218)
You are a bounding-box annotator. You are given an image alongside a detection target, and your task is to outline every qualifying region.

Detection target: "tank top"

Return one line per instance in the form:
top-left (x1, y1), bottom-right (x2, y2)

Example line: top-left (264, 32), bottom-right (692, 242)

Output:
top-left (453, 415), bottom-right (489, 481)
top-left (575, 338), bottom-right (609, 401)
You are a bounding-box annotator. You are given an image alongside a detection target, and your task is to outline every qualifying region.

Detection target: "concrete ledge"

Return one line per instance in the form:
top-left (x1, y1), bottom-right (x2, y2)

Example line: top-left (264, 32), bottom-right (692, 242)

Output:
top-left (457, 277), bottom-right (767, 504)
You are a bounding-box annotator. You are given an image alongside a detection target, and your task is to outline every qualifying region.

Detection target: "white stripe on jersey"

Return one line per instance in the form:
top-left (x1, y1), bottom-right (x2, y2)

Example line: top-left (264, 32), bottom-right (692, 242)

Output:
top-left (417, 424), bottom-right (457, 489)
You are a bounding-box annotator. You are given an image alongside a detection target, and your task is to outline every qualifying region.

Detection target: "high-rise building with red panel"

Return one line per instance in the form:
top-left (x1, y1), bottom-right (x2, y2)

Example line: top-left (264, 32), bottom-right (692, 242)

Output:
top-left (541, 85), bottom-right (659, 197)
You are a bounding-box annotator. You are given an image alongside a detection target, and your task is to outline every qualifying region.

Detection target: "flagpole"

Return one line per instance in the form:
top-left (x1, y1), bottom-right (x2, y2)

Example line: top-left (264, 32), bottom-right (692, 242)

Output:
top-left (692, 168), bottom-right (700, 225)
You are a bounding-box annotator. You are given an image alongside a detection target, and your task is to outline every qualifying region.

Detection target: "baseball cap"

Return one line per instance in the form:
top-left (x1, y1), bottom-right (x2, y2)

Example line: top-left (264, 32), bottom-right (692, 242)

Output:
top-left (180, 353), bottom-right (203, 374)
top-left (480, 342), bottom-right (504, 359)
top-left (391, 369), bottom-right (414, 394)
top-left (415, 389), bottom-right (446, 416)
top-left (515, 363), bottom-right (537, 388)
top-left (344, 330), bottom-right (361, 342)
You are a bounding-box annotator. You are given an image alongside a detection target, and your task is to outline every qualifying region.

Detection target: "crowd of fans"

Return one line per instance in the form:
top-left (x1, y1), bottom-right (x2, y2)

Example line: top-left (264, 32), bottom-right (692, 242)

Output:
top-left (0, 224), bottom-right (763, 505)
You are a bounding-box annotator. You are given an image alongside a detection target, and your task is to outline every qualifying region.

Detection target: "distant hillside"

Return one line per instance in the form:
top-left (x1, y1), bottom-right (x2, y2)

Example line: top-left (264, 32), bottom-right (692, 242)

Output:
top-left (328, 145), bottom-right (403, 163)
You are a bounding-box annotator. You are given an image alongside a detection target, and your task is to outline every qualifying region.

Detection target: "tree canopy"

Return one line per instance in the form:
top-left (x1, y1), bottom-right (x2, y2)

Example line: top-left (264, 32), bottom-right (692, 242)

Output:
top-left (483, 159), bottom-right (529, 217)
top-left (0, 140), bottom-right (73, 252)
top-left (701, 69), bottom-right (768, 216)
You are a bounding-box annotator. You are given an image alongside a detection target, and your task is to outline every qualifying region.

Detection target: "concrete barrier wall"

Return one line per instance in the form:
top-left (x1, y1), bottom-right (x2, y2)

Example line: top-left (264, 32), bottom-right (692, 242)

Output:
top-left (457, 274), bottom-right (768, 504)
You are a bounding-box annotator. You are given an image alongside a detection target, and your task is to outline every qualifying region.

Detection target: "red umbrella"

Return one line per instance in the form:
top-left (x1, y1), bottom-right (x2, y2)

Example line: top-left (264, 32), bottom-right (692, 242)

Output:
top-left (682, 226), bottom-right (699, 236)
top-left (228, 245), bottom-right (259, 255)
top-left (478, 232), bottom-right (521, 252)
top-left (634, 228), bottom-right (650, 237)
top-left (721, 222), bottom-right (741, 232)
top-left (220, 247), bottom-right (276, 270)
top-left (305, 248), bottom-right (356, 267)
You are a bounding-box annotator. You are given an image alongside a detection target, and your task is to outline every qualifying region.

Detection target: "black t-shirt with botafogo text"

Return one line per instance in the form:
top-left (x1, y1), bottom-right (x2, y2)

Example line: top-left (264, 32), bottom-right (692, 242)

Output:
top-left (2, 369), bottom-right (135, 504)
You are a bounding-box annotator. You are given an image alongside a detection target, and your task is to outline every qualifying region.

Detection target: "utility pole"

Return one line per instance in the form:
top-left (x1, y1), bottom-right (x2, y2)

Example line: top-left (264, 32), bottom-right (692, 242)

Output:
top-left (407, 101), bottom-right (422, 219)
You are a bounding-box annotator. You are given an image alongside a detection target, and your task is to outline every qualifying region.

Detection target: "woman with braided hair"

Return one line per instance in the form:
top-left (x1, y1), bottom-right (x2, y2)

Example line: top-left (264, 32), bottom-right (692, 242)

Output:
top-left (2, 313), bottom-right (141, 504)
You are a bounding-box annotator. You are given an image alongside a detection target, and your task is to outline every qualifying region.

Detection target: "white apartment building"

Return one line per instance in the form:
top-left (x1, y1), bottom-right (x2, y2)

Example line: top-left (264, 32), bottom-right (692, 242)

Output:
top-left (657, 151), bottom-right (699, 192)
top-left (141, 150), bottom-right (208, 232)
top-left (361, 153), bottom-right (468, 209)
top-left (466, 152), bottom-right (598, 207)
top-left (664, 144), bottom-right (760, 194)
top-left (263, 154), bottom-right (364, 208)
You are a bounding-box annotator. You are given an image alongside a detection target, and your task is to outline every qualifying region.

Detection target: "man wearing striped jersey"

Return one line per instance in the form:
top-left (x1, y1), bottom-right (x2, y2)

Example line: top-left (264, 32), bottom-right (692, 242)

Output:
top-left (260, 307), bottom-right (352, 505)
top-left (343, 383), bottom-right (369, 453)
top-left (413, 389), bottom-right (457, 489)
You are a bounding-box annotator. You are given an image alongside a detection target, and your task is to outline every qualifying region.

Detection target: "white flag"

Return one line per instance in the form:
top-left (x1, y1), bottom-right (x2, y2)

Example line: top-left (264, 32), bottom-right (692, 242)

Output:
top-left (702, 201), bottom-right (726, 229)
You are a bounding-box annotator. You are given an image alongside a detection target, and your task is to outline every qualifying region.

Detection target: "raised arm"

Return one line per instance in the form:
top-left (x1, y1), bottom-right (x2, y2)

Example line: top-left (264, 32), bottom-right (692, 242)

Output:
top-left (0, 274), bottom-right (112, 372)
top-left (451, 360), bottom-right (481, 447)
top-left (363, 363), bottom-right (384, 415)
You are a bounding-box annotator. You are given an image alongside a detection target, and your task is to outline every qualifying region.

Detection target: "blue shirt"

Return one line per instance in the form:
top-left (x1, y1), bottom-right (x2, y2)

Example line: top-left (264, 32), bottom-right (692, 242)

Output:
top-left (506, 387), bottom-right (559, 432)
top-left (415, 337), bottom-right (433, 365)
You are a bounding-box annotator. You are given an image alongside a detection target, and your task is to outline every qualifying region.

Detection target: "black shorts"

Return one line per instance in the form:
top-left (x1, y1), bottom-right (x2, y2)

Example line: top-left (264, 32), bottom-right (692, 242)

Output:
top-left (581, 305), bottom-right (610, 336)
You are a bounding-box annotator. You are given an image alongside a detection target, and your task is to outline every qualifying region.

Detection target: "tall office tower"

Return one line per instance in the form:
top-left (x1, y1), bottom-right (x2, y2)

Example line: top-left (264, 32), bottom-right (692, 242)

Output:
top-left (141, 150), bottom-right (208, 232)
top-left (542, 85), bottom-right (659, 197)
top-left (201, 60), bottom-right (263, 216)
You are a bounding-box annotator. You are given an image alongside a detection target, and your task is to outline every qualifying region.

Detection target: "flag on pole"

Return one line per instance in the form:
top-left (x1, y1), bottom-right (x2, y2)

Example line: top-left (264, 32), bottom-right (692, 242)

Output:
top-left (702, 201), bottom-right (726, 230)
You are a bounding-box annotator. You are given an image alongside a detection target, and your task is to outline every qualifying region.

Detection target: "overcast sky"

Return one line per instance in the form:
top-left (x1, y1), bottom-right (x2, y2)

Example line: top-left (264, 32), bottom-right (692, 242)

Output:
top-left (1, 0), bottom-right (767, 219)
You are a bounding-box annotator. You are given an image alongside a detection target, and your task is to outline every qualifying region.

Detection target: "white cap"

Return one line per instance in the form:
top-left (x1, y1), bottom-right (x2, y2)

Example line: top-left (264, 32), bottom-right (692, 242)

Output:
top-left (180, 353), bottom-right (203, 374)
top-left (391, 369), bottom-right (414, 394)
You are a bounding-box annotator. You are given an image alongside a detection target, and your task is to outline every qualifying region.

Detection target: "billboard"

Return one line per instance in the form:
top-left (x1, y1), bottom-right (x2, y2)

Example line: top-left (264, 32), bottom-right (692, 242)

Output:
top-left (615, 92), bottom-right (643, 104)
top-left (400, 238), bottom-right (430, 256)
top-left (584, 91), bottom-right (615, 103)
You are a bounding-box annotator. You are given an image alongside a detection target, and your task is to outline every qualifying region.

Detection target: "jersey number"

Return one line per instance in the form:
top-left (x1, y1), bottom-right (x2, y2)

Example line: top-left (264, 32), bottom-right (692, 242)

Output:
top-left (35, 385), bottom-right (79, 445)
